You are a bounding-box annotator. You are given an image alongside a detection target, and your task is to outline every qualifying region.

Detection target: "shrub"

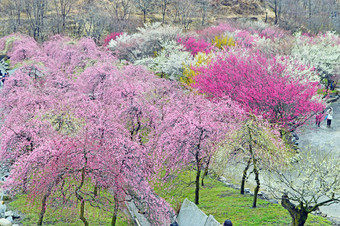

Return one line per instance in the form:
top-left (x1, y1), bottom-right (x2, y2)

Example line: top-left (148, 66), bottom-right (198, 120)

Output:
top-left (181, 52), bottom-right (212, 85)
top-left (103, 32), bottom-right (123, 47)
top-left (291, 31), bottom-right (340, 81)
top-left (135, 40), bottom-right (193, 81)
top-left (177, 36), bottom-right (213, 56)
top-left (212, 35), bottom-right (235, 50)
top-left (108, 23), bottom-right (182, 62)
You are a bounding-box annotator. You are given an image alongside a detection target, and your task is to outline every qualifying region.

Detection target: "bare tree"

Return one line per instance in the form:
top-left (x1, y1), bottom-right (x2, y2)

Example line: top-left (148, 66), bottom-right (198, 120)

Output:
top-left (158, 0), bottom-right (171, 24)
top-left (106, 0), bottom-right (132, 21)
top-left (196, 0), bottom-right (211, 26)
top-left (52, 0), bottom-right (74, 34)
top-left (265, 0), bottom-right (282, 24)
top-left (103, 0), bottom-right (137, 33)
top-left (0, 0), bottom-right (23, 33)
top-left (133, 0), bottom-right (155, 23)
top-left (170, 0), bottom-right (197, 30)
top-left (81, 3), bottom-right (110, 43)
top-left (24, 0), bottom-right (48, 41)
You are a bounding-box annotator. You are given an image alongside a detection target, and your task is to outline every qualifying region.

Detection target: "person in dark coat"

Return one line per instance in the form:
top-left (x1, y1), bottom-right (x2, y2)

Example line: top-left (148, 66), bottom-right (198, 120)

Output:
top-left (223, 219), bottom-right (233, 226)
top-left (2, 72), bottom-right (8, 84)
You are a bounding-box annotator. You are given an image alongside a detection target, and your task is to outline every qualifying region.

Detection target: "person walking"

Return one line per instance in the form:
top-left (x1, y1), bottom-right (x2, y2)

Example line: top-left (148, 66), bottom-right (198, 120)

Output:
top-left (315, 112), bottom-right (323, 127)
top-left (326, 107), bottom-right (333, 128)
top-left (1, 72), bottom-right (7, 84)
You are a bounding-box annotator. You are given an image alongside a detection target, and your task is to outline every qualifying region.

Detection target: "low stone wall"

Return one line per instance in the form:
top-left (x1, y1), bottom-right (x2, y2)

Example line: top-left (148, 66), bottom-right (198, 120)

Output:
top-left (125, 200), bottom-right (151, 226)
top-left (176, 198), bottom-right (220, 226)
top-left (0, 163), bottom-right (21, 226)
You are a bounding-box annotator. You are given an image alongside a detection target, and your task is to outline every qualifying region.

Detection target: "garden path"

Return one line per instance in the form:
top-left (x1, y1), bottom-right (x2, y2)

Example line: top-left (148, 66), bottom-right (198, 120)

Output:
top-left (298, 101), bottom-right (340, 221)
top-left (219, 101), bottom-right (340, 223)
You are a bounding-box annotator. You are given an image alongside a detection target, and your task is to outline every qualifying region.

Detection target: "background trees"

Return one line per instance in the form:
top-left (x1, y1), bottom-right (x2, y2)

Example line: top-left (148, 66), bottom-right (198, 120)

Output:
top-left (0, 0), bottom-right (23, 33)
top-left (133, 0), bottom-right (155, 23)
top-left (23, 0), bottom-right (48, 41)
top-left (52, 0), bottom-right (74, 34)
top-left (0, 0), bottom-right (340, 42)
top-left (265, 0), bottom-right (340, 32)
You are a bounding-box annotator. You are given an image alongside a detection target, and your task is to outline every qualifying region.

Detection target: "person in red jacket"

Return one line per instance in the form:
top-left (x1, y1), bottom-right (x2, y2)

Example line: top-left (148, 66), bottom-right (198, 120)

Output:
top-left (315, 112), bottom-right (323, 127)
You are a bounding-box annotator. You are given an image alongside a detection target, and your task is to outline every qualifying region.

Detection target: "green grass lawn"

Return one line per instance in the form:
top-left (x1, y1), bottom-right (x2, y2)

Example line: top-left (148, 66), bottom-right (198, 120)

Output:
top-left (8, 170), bottom-right (332, 225)
top-left (155, 171), bottom-right (332, 226)
top-left (317, 88), bottom-right (339, 95)
top-left (9, 194), bottom-right (130, 226)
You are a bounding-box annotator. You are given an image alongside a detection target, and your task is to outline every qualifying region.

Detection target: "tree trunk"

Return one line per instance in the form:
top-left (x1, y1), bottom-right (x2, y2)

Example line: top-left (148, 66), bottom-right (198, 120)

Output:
top-left (247, 125), bottom-right (260, 208)
top-left (201, 156), bottom-right (211, 187)
top-left (195, 160), bottom-right (201, 205)
top-left (201, 167), bottom-right (208, 187)
top-left (162, 12), bottom-right (165, 24)
top-left (241, 157), bottom-right (252, 195)
top-left (94, 185), bottom-right (98, 197)
top-left (195, 130), bottom-right (204, 205)
top-left (37, 190), bottom-right (52, 225)
top-left (281, 194), bottom-right (308, 226)
top-left (76, 168), bottom-right (89, 226)
top-left (252, 159), bottom-right (260, 208)
top-left (274, 0), bottom-right (278, 24)
top-left (264, 2), bottom-right (268, 23)
top-left (79, 199), bottom-right (88, 226)
top-left (111, 195), bottom-right (119, 226)
top-left (308, 0), bottom-right (312, 29)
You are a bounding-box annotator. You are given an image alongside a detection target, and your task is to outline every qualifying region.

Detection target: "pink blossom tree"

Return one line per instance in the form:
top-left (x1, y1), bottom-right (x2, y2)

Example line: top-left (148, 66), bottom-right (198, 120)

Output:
top-left (0, 33), bottom-right (244, 224)
top-left (0, 35), bottom-right (174, 225)
top-left (147, 92), bottom-right (244, 205)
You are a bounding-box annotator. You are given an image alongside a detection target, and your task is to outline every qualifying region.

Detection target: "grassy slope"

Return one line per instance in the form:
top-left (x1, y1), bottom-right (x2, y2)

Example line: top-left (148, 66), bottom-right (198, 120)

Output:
top-left (155, 171), bottom-right (331, 226)
top-left (8, 170), bottom-right (331, 225)
top-left (9, 194), bottom-right (129, 226)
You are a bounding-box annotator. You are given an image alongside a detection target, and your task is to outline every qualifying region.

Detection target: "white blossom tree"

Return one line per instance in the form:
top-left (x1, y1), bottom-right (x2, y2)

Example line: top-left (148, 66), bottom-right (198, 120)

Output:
top-left (264, 149), bottom-right (340, 226)
top-left (291, 31), bottom-right (340, 83)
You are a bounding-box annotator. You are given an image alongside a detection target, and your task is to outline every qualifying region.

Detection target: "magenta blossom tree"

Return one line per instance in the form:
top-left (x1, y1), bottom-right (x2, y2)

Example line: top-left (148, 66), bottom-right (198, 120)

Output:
top-left (192, 51), bottom-right (325, 131)
top-left (177, 36), bottom-right (213, 56)
top-left (103, 32), bottom-right (123, 47)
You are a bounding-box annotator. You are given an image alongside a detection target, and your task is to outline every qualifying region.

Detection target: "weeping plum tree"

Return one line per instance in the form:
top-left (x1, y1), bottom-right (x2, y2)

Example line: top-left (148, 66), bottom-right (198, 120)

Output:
top-left (0, 35), bottom-right (176, 225)
top-left (149, 93), bottom-right (244, 205)
top-left (0, 34), bottom-right (243, 224)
